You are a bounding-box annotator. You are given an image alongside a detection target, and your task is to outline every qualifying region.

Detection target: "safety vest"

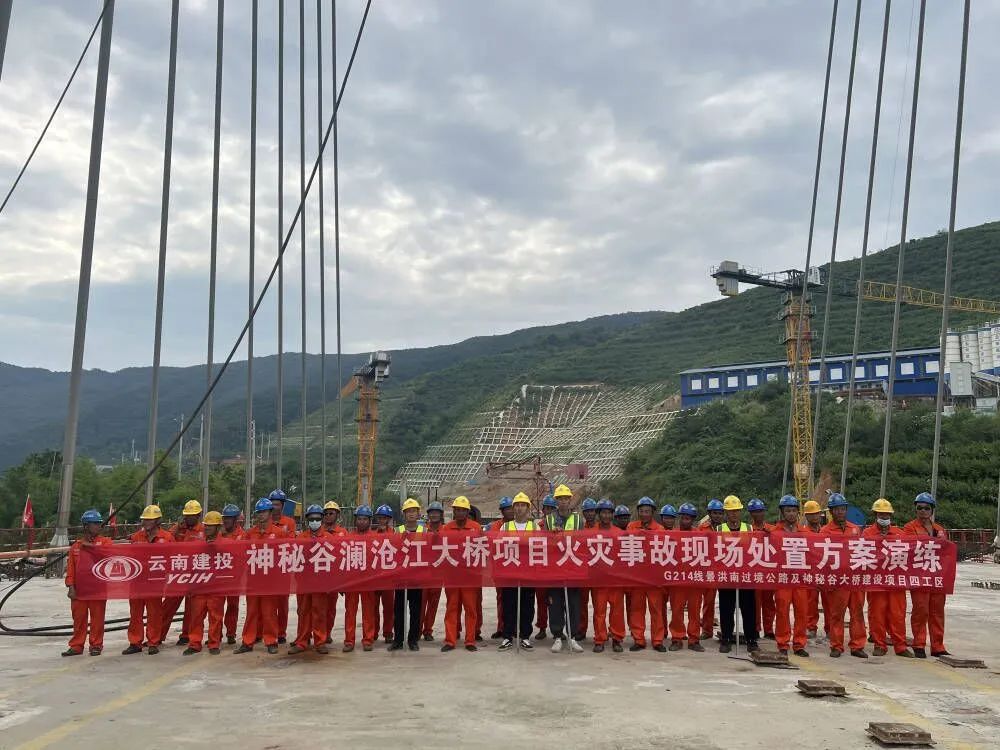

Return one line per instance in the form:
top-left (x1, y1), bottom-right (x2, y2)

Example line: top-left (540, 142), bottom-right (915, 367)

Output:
top-left (547, 513), bottom-right (580, 531)
top-left (396, 523), bottom-right (425, 533)
top-left (722, 522), bottom-right (750, 533)
top-left (502, 520), bottom-right (537, 531)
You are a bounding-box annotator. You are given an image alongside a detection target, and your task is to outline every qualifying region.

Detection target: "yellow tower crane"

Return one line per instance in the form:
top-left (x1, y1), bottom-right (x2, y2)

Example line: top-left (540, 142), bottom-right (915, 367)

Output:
top-left (339, 351), bottom-right (391, 507)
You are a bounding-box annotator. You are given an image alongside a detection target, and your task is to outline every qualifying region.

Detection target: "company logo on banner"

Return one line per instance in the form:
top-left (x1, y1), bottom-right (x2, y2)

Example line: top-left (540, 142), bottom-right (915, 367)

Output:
top-left (91, 555), bottom-right (144, 583)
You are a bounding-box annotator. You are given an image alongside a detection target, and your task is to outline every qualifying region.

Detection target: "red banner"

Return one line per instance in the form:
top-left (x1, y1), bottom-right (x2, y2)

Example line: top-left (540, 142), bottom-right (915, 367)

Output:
top-left (75, 530), bottom-right (957, 600)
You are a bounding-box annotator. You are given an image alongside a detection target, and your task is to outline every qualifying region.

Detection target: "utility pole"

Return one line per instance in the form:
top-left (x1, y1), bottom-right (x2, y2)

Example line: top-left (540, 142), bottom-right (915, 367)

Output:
top-left (53, 1), bottom-right (116, 554)
top-left (177, 412), bottom-right (184, 481)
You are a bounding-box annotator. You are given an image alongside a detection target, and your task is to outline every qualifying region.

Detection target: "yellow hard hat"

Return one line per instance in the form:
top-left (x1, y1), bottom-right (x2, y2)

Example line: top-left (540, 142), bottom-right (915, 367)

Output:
top-left (723, 494), bottom-right (743, 511)
top-left (512, 492), bottom-right (531, 505)
top-left (401, 498), bottom-right (421, 512)
top-left (452, 495), bottom-right (471, 510)
top-left (871, 498), bottom-right (894, 514)
top-left (323, 500), bottom-right (341, 512)
top-left (182, 499), bottom-right (203, 516)
top-left (803, 500), bottom-right (823, 515)
top-left (140, 504), bottom-right (162, 520)
top-left (204, 511), bottom-right (223, 525)
top-left (553, 484), bottom-right (573, 498)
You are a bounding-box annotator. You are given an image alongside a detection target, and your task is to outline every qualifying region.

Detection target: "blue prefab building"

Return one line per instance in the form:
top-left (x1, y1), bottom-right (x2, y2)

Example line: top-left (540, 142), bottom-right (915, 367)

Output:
top-left (679, 347), bottom-right (941, 409)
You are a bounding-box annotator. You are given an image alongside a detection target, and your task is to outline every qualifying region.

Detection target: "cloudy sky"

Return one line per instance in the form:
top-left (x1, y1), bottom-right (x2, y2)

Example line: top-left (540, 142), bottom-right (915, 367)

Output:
top-left (1, 0), bottom-right (998, 371)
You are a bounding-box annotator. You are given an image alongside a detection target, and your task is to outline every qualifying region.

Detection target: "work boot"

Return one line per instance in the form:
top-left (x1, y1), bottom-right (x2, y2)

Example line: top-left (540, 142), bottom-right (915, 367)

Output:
top-left (182, 647), bottom-right (200, 656)
top-left (491, 630), bottom-right (503, 639)
top-left (234, 644), bottom-right (253, 654)
top-left (476, 633), bottom-right (485, 642)
top-left (851, 649), bottom-right (869, 659)
top-left (277, 637), bottom-right (287, 644)
top-left (315, 645), bottom-right (329, 655)
top-left (551, 637), bottom-right (564, 653)
top-left (176, 636), bottom-right (189, 646)
top-left (387, 643), bottom-right (404, 652)
top-left (896, 649), bottom-right (914, 658)
top-left (652, 643), bottom-right (667, 653)
top-left (266, 644), bottom-right (279, 654)
top-left (931, 649), bottom-right (951, 657)
top-left (89, 648), bottom-right (102, 656)
top-left (629, 644), bottom-right (646, 652)
top-left (148, 646), bottom-right (160, 655)
top-left (764, 632), bottom-right (775, 640)
top-left (122, 644), bottom-right (143, 655)
top-left (747, 642), bottom-right (760, 654)
top-left (362, 644), bottom-right (373, 652)
top-left (719, 642), bottom-right (732, 654)
top-left (423, 634), bottom-right (433, 642)
top-left (408, 641), bottom-right (420, 652)
top-left (913, 647), bottom-right (926, 658)
top-left (700, 630), bottom-right (713, 641)
top-left (441, 644), bottom-right (455, 653)
top-left (465, 644), bottom-right (478, 652)
top-left (668, 641), bottom-right (683, 652)
top-left (383, 635), bottom-right (392, 644)
top-left (612, 640), bottom-right (623, 653)
top-left (779, 649), bottom-right (788, 656)
top-left (829, 648), bottom-right (842, 658)
top-left (688, 642), bottom-right (705, 653)
top-left (287, 644), bottom-right (306, 655)
top-left (534, 628), bottom-right (547, 641)
top-left (873, 646), bottom-right (888, 657)
top-left (343, 643), bottom-right (355, 653)
top-left (593, 643), bottom-right (605, 653)
top-left (325, 637), bottom-right (333, 645)
top-left (209, 647), bottom-right (221, 655)
top-left (61, 648), bottom-right (82, 657)
top-left (793, 649), bottom-right (810, 658)
top-left (226, 635), bottom-right (236, 645)
top-left (519, 639), bottom-right (534, 650)
top-left (569, 638), bottom-right (584, 654)
top-left (498, 639), bottom-right (513, 651)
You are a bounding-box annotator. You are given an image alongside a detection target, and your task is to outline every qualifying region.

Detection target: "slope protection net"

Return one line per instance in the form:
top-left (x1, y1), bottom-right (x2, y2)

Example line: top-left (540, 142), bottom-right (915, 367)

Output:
top-left (387, 384), bottom-right (676, 492)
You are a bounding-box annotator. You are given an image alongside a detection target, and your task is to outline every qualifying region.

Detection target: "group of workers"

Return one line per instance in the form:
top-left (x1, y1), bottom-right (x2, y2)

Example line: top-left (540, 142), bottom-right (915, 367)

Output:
top-left (63, 485), bottom-right (950, 664)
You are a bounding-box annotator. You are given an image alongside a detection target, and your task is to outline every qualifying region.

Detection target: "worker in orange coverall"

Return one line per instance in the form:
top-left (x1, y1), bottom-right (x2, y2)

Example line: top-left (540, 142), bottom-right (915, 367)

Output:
top-left (342, 505), bottom-right (378, 652)
top-left (698, 498), bottom-right (725, 641)
top-left (821, 493), bottom-right (867, 658)
top-left (421, 501), bottom-right (446, 641)
top-left (161, 499), bottom-right (205, 645)
top-left (626, 497), bottom-right (666, 652)
top-left (320, 500), bottom-right (347, 643)
top-left (219, 504), bottom-right (245, 644)
top-left (441, 496), bottom-right (482, 652)
top-left (591, 500), bottom-right (626, 653)
top-left (122, 505), bottom-right (174, 655)
top-left (864, 499), bottom-right (914, 658)
top-left (62, 509), bottom-right (112, 657)
top-left (184, 511), bottom-right (229, 655)
top-left (288, 505), bottom-right (333, 655)
top-left (903, 492), bottom-right (950, 658)
top-left (668, 503), bottom-right (705, 653)
top-left (772, 496), bottom-right (810, 657)
top-left (235, 498), bottom-right (288, 654)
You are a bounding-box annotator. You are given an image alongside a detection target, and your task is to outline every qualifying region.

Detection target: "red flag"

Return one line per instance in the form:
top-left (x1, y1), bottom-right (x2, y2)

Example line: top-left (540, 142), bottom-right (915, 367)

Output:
top-left (108, 502), bottom-right (117, 529)
top-left (21, 495), bottom-right (34, 529)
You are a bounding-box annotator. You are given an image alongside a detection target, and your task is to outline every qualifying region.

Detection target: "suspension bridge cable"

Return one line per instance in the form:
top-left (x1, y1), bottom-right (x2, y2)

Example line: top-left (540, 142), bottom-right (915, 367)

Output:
top-left (246, 0), bottom-right (260, 518)
top-left (880, 0), bottom-right (927, 498)
top-left (202, 0), bottom-right (225, 510)
top-left (930, 0), bottom-right (971, 497)
top-left (299, 0), bottom-right (308, 505)
top-left (332, 0), bottom-right (344, 498)
top-left (0, 0), bottom-right (112, 217)
top-left (316, 0), bottom-right (328, 501)
top-left (841, 0), bottom-right (892, 494)
top-left (781, 0), bottom-right (839, 497)
top-left (277, 0), bottom-right (286, 489)
top-left (146, 0), bottom-right (180, 503)
top-left (808, 0), bottom-right (861, 483)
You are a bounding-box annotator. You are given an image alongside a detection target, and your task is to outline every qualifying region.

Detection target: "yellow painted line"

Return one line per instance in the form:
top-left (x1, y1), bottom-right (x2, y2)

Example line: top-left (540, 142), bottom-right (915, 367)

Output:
top-left (794, 658), bottom-right (982, 750)
top-left (13, 660), bottom-right (199, 750)
top-left (912, 658), bottom-right (1000, 695)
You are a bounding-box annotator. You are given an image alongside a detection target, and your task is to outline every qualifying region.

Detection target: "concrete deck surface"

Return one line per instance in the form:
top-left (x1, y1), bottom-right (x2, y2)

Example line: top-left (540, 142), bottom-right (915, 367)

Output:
top-left (1, 564), bottom-right (998, 750)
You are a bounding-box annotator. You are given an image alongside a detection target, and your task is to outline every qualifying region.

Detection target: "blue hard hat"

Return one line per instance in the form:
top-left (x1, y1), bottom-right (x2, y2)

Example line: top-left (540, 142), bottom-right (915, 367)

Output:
top-left (914, 492), bottom-right (936, 507)
top-left (305, 504), bottom-right (324, 517)
top-left (778, 495), bottom-right (800, 509)
top-left (827, 492), bottom-right (848, 508)
top-left (614, 504), bottom-right (631, 517)
top-left (268, 489), bottom-right (287, 502)
top-left (498, 496), bottom-right (514, 510)
top-left (706, 498), bottom-right (724, 512)
top-left (375, 504), bottom-right (393, 517)
top-left (355, 505), bottom-right (373, 518)
top-left (81, 509), bottom-right (103, 524)
top-left (747, 498), bottom-right (766, 512)
top-left (254, 498), bottom-right (273, 513)
top-left (542, 495), bottom-right (557, 508)
top-left (637, 496), bottom-right (656, 508)
top-left (222, 503), bottom-right (241, 518)
top-left (581, 498), bottom-right (598, 511)
top-left (427, 501), bottom-right (444, 512)
top-left (596, 499), bottom-right (614, 512)
top-left (659, 504), bottom-right (677, 518)
top-left (678, 503), bottom-right (698, 517)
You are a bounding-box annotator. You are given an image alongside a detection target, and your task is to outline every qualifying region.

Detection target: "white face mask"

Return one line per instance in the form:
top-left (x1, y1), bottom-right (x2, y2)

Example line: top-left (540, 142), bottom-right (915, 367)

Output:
top-left (308, 519), bottom-right (322, 531)
top-left (876, 517), bottom-right (891, 527)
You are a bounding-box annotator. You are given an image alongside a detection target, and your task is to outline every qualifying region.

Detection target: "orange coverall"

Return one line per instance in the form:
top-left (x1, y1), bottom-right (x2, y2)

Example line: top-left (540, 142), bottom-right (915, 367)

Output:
top-left (821, 520), bottom-right (867, 653)
top-left (65, 535), bottom-right (113, 653)
top-left (592, 525), bottom-right (626, 646)
top-left (752, 520), bottom-right (776, 637)
top-left (127, 527), bottom-right (174, 647)
top-left (863, 523), bottom-right (910, 654)
top-left (698, 519), bottom-right (717, 638)
top-left (903, 518), bottom-right (949, 653)
top-left (220, 525), bottom-right (246, 640)
top-left (241, 523), bottom-right (287, 647)
top-left (293, 528), bottom-right (333, 649)
top-left (773, 523), bottom-right (809, 653)
top-left (442, 519), bottom-right (482, 647)
top-left (322, 525), bottom-right (346, 639)
top-left (343, 527), bottom-right (376, 649)
top-left (668, 527), bottom-right (703, 647)
top-left (626, 519), bottom-right (665, 647)
top-left (273, 515), bottom-right (298, 640)
top-left (161, 522), bottom-right (205, 641)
